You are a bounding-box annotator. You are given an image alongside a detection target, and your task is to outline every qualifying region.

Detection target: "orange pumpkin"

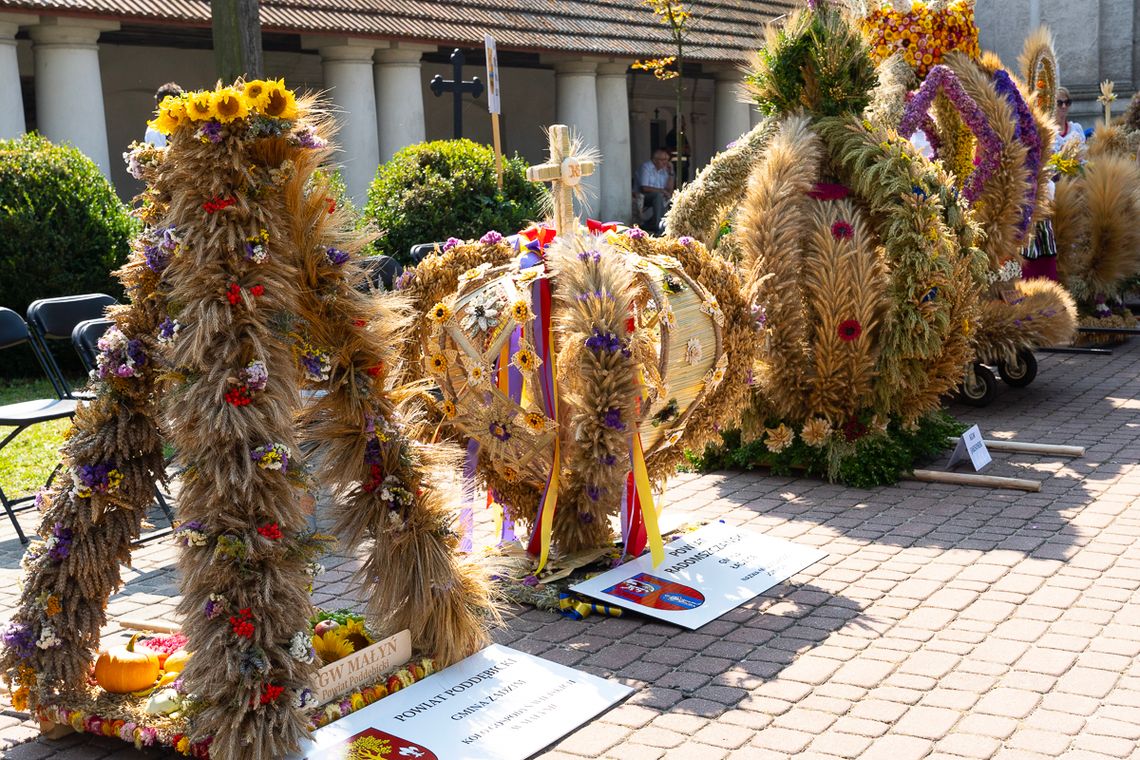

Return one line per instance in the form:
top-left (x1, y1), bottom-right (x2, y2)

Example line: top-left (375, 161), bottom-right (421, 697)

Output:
top-left (94, 634), bottom-right (160, 693)
top-left (163, 649), bottom-right (191, 673)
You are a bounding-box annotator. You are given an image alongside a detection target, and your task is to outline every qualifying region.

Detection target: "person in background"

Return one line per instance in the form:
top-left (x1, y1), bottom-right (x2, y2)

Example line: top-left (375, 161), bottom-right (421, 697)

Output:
top-left (637, 148), bottom-right (675, 233)
top-left (144, 82), bottom-right (184, 147)
top-left (1053, 86), bottom-right (1086, 154)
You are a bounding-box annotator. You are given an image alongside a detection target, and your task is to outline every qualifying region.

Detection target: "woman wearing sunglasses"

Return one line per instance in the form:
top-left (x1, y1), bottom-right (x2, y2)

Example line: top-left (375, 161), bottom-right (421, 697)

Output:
top-left (1053, 87), bottom-right (1086, 153)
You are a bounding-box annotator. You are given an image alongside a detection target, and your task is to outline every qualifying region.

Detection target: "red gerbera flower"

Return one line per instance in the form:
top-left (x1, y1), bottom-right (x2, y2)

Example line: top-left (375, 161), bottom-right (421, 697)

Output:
top-left (831, 220), bottom-right (855, 241)
top-left (838, 319), bottom-right (862, 341)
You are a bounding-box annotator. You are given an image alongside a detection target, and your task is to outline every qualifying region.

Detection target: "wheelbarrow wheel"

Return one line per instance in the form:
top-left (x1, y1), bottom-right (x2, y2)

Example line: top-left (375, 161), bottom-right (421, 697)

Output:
top-left (958, 363), bottom-right (996, 407)
top-left (997, 349), bottom-right (1037, 388)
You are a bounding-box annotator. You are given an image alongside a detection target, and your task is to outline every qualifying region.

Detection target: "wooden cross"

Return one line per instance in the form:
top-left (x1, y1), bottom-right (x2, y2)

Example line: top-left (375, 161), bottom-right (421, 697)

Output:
top-left (525, 124), bottom-right (596, 242)
top-left (430, 48), bottom-right (484, 139)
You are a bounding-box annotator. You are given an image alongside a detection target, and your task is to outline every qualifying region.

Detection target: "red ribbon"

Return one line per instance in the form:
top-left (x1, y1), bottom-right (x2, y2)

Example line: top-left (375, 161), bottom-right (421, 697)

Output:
top-left (520, 224), bottom-right (557, 246)
top-left (587, 219), bottom-right (618, 234)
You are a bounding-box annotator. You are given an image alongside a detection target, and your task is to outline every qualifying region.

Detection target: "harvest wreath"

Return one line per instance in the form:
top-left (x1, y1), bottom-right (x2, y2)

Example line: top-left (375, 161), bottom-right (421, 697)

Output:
top-left (2, 81), bottom-right (492, 760)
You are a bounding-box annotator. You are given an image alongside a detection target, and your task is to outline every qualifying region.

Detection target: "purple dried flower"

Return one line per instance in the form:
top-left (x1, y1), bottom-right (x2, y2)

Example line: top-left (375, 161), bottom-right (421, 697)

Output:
top-left (489, 420), bottom-right (511, 442)
top-left (325, 246), bottom-right (350, 266)
top-left (1, 621), bottom-right (36, 659)
top-left (578, 511), bottom-right (595, 524)
top-left (293, 126), bottom-right (327, 149)
top-left (679, 236), bottom-right (694, 247)
top-left (364, 436), bottom-right (383, 465)
top-left (602, 407), bottom-right (625, 431)
top-left (204, 597), bottom-right (224, 620)
top-left (479, 230), bottom-right (504, 245)
top-left (625, 227), bottom-right (647, 240)
top-left (522, 575), bottom-right (540, 587)
top-left (441, 237), bottom-right (463, 252)
top-left (577, 249), bottom-right (602, 262)
top-left (585, 328), bottom-right (624, 354)
top-left (993, 69), bottom-right (1041, 237)
top-left (198, 121), bottom-right (223, 143)
top-left (586, 484), bottom-right (602, 501)
top-left (47, 522), bottom-right (72, 561)
top-left (394, 269), bottom-right (415, 290)
top-left (599, 454), bottom-right (617, 466)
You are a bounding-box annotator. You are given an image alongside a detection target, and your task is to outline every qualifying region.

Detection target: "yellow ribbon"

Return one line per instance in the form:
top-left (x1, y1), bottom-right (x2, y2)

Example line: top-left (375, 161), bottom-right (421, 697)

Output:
top-left (632, 433), bottom-right (664, 567)
top-left (534, 314), bottom-right (559, 573)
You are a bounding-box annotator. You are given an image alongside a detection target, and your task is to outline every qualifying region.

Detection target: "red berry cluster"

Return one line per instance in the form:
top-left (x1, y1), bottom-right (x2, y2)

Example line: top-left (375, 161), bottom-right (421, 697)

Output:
top-left (257, 522), bottom-right (283, 540)
top-left (229, 607), bottom-right (255, 639)
top-left (224, 385), bottom-right (252, 406)
top-left (203, 195), bottom-right (237, 214)
top-left (326, 196), bottom-right (337, 214)
top-left (362, 463), bottom-right (383, 493)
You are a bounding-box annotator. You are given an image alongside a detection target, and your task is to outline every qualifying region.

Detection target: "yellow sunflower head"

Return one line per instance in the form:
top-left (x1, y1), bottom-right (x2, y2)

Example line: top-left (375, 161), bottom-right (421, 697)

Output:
top-left (262, 79), bottom-right (299, 121)
top-left (212, 87), bottom-right (249, 123)
top-left (429, 302), bottom-right (452, 324)
top-left (512, 348), bottom-right (538, 373)
top-left (442, 399), bottom-right (458, 418)
top-left (312, 629), bottom-right (354, 664)
top-left (523, 412), bottom-right (546, 433)
top-left (186, 91), bottom-right (216, 122)
top-left (429, 353), bottom-right (449, 373)
top-left (341, 618), bottom-right (373, 650)
top-left (242, 79), bottom-right (270, 110)
top-left (150, 95), bottom-right (187, 134)
top-left (511, 300), bottom-right (531, 322)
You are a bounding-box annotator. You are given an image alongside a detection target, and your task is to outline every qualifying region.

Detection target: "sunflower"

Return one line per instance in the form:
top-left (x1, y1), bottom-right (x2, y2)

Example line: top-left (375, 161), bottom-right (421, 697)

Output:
top-left (429, 302), bottom-right (452, 324)
top-left (341, 618), bottom-right (373, 651)
top-left (149, 95), bottom-right (186, 134)
top-left (186, 91), bottom-right (216, 121)
top-left (441, 399), bottom-right (458, 419)
top-left (312, 630), bottom-right (354, 664)
top-left (428, 353), bottom-right (449, 373)
top-left (242, 79), bottom-right (270, 111)
top-left (511, 347), bottom-right (540, 374)
top-left (522, 411), bottom-right (546, 434)
top-left (261, 79), bottom-right (298, 120)
top-left (510, 299), bottom-right (532, 322)
top-left (212, 87), bottom-right (249, 123)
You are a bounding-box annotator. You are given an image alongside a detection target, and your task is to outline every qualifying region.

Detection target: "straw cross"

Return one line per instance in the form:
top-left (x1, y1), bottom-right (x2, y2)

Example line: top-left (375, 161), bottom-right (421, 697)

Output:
top-left (525, 124), bottom-right (596, 243)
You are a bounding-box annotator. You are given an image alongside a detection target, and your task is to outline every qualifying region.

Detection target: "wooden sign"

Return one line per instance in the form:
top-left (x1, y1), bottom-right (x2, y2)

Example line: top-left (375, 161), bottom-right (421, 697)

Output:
top-left (314, 629), bottom-right (412, 705)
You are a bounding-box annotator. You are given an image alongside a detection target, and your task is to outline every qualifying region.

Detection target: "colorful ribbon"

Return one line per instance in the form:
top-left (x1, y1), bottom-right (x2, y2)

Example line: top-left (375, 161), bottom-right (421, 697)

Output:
top-left (559, 591), bottom-right (624, 620)
top-left (631, 432), bottom-right (665, 568)
top-left (587, 218), bottom-right (619, 234)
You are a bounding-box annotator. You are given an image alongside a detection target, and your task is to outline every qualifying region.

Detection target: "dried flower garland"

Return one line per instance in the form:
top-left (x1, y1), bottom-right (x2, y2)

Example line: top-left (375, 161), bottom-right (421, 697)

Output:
top-left (859, 0), bottom-right (980, 78)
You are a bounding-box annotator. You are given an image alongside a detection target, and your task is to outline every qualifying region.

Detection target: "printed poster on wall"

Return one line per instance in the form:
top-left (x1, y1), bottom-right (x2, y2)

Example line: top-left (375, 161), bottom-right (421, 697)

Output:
top-left (297, 644), bottom-right (632, 760)
top-left (571, 521), bottom-right (827, 629)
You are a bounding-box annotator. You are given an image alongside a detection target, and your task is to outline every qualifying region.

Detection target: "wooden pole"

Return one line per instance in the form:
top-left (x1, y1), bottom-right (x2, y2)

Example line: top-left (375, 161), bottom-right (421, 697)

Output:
top-left (909, 469), bottom-right (1040, 492)
top-left (980, 440), bottom-right (1085, 457)
top-left (492, 113), bottom-right (504, 190)
top-left (119, 617), bottom-right (182, 634)
top-left (211, 0), bottom-right (264, 82)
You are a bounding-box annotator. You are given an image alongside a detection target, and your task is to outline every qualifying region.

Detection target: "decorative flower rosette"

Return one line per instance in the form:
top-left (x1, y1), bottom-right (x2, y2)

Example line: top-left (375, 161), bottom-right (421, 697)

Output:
top-left (858, 0), bottom-right (980, 78)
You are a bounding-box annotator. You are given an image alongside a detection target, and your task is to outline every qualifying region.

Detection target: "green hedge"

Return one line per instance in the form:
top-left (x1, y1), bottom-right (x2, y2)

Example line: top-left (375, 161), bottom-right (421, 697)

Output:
top-left (0, 133), bottom-right (136, 376)
top-left (363, 139), bottom-right (544, 264)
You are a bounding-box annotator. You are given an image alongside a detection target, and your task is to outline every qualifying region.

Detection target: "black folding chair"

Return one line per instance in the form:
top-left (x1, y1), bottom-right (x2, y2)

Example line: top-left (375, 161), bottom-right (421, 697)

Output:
top-left (27, 294), bottom-right (118, 399)
top-left (357, 255), bottom-right (404, 292)
top-left (71, 318), bottom-right (115, 373)
top-left (0, 308), bottom-right (78, 544)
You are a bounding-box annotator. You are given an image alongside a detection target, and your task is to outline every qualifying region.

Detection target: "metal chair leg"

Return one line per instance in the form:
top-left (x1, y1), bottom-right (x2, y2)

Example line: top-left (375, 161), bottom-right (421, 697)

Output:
top-left (0, 485), bottom-right (29, 545)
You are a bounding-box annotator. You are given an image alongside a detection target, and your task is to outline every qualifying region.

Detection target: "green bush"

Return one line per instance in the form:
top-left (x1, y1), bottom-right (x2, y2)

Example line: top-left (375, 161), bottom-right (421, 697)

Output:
top-left (363, 139), bottom-right (545, 264)
top-left (0, 133), bottom-right (136, 377)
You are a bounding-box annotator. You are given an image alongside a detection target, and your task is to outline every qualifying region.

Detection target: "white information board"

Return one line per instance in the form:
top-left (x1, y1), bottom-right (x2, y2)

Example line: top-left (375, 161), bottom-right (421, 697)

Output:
top-left (571, 522), bottom-right (827, 629)
top-left (484, 34), bottom-right (501, 114)
top-left (947, 424), bottom-right (992, 472)
top-left (298, 644), bottom-right (631, 760)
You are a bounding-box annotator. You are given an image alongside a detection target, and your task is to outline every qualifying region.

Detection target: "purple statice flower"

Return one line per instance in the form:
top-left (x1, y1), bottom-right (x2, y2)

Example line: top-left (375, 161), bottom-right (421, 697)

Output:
top-left (143, 244), bottom-right (168, 273)
top-left (897, 65), bottom-right (1003, 204)
top-left (242, 360), bottom-right (268, 392)
top-left (625, 227), bottom-right (647, 240)
top-left (521, 575), bottom-right (540, 587)
top-left (204, 595), bottom-right (225, 620)
top-left (324, 246), bottom-right (350, 266)
top-left (250, 443), bottom-right (289, 472)
top-left (293, 126), bottom-right (327, 149)
top-left (602, 407), bottom-right (625, 431)
top-left (1, 621), bottom-right (36, 659)
top-left (578, 511), bottom-right (595, 524)
top-left (47, 522), bottom-right (72, 561)
top-left (599, 454), bottom-right (617, 466)
top-left (96, 326), bottom-right (146, 379)
top-left (679, 236), bottom-right (694, 247)
top-left (584, 328), bottom-right (627, 355)
top-left (993, 69), bottom-right (1041, 237)
top-left (479, 230), bottom-right (504, 245)
top-left (394, 269), bottom-right (415, 290)
top-left (585, 484), bottom-right (602, 502)
top-left (363, 436), bottom-right (383, 465)
top-left (197, 120), bottom-right (224, 143)
top-left (577, 249), bottom-right (601, 263)
top-left (441, 237), bottom-right (463, 252)
top-left (157, 317), bottom-right (179, 345)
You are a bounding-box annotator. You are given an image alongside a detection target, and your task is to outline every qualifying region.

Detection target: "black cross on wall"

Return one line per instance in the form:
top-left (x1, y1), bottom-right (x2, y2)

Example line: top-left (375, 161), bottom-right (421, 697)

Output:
top-left (430, 48), bottom-right (484, 139)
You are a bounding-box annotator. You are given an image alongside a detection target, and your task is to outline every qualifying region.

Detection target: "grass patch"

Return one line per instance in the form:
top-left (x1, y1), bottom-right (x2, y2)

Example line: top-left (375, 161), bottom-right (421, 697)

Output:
top-left (0, 377), bottom-right (75, 498)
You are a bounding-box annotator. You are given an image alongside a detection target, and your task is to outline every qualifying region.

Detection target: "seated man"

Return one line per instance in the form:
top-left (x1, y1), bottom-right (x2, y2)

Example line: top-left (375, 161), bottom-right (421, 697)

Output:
top-left (637, 149), bottom-right (674, 233)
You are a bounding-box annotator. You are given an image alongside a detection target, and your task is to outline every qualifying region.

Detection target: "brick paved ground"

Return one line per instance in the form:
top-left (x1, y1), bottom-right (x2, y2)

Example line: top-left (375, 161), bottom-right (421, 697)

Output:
top-left (2, 339), bottom-right (1139, 759)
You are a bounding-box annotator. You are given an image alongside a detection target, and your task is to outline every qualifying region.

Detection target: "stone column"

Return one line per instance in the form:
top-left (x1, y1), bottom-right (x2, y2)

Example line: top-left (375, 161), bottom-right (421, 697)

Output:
top-left (0, 14), bottom-right (36, 140)
top-left (596, 62), bottom-right (632, 223)
top-left (714, 70), bottom-right (752, 151)
top-left (305, 37), bottom-right (380, 205)
top-left (374, 43), bottom-right (433, 162)
top-left (554, 59), bottom-right (601, 215)
top-left (29, 17), bottom-right (118, 177)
